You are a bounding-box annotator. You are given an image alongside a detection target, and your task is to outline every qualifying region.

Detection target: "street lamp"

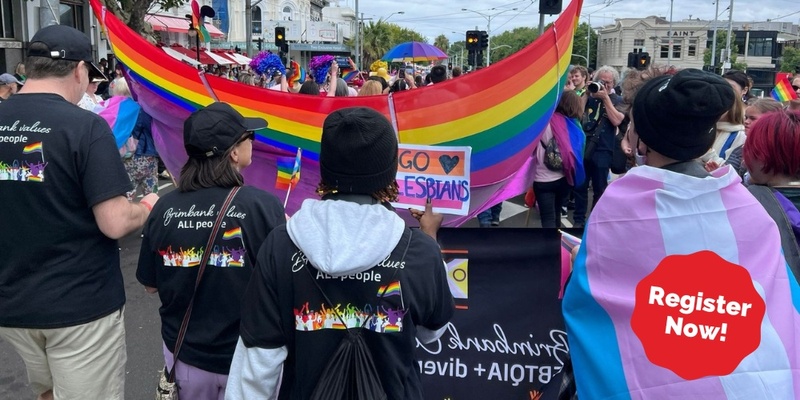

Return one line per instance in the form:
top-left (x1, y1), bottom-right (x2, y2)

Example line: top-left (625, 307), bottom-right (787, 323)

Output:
top-left (186, 15), bottom-right (201, 63)
top-left (382, 11), bottom-right (405, 22)
top-left (461, 7), bottom-right (517, 66)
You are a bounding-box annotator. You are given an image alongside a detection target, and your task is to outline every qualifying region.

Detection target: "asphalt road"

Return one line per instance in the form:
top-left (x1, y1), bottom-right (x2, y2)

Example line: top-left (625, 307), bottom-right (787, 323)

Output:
top-left (0, 182), bottom-right (580, 399)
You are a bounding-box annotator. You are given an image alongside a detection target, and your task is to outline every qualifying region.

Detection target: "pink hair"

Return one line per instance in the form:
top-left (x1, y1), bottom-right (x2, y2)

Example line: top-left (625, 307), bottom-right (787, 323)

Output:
top-left (743, 110), bottom-right (800, 178)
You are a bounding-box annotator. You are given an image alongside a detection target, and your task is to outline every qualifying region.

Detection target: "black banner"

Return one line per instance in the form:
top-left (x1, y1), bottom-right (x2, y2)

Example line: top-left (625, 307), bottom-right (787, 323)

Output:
top-left (416, 228), bottom-right (570, 399)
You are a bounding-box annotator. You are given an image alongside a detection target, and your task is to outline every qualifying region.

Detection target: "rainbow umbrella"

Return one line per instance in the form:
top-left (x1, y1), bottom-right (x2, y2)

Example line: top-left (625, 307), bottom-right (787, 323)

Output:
top-left (381, 41), bottom-right (448, 63)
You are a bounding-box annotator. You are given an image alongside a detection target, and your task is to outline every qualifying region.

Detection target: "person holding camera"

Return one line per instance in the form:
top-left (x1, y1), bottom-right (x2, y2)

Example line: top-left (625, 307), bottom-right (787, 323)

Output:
top-left (573, 66), bottom-right (625, 228)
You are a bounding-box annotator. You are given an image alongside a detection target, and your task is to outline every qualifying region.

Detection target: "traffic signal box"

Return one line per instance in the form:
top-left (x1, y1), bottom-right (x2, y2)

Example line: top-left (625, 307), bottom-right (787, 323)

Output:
top-left (466, 30), bottom-right (480, 51)
top-left (627, 51), bottom-right (651, 71)
top-left (275, 27), bottom-right (288, 53)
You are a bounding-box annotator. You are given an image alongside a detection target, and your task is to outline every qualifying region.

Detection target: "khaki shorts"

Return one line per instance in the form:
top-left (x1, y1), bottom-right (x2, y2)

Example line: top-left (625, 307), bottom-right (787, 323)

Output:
top-left (0, 308), bottom-right (126, 400)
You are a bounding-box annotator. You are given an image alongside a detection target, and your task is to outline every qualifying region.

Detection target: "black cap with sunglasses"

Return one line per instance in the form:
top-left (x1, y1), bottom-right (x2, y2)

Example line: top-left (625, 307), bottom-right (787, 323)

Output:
top-left (184, 102), bottom-right (267, 158)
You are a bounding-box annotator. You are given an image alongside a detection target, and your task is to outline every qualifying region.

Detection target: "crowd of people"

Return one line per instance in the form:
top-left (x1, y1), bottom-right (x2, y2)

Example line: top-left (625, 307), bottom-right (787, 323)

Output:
top-left (2, 22), bottom-right (800, 400)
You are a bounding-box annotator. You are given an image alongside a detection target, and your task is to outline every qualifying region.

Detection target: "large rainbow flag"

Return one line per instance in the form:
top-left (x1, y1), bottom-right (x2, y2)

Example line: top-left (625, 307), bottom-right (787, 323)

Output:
top-left (563, 166), bottom-right (800, 399)
top-left (89, 0), bottom-right (581, 225)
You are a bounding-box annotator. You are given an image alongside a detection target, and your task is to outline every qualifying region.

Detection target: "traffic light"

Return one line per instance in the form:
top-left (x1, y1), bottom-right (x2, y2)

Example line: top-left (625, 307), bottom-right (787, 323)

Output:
top-left (636, 52), bottom-right (651, 70)
top-left (479, 31), bottom-right (489, 49)
top-left (257, 37), bottom-right (263, 51)
top-left (466, 30), bottom-right (480, 51)
top-left (539, 0), bottom-right (562, 15)
top-left (275, 27), bottom-right (286, 48)
top-left (627, 52), bottom-right (636, 68)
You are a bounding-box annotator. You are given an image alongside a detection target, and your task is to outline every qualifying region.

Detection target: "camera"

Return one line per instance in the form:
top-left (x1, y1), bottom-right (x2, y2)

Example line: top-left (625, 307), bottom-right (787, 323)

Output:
top-left (587, 81), bottom-right (605, 93)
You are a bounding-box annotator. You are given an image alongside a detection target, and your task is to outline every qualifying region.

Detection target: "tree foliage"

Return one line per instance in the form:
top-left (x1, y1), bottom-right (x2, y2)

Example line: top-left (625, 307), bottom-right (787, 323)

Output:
top-left (570, 22), bottom-right (597, 68)
top-left (345, 21), bottom-right (427, 69)
top-left (703, 30), bottom-right (746, 70)
top-left (433, 34), bottom-right (449, 53)
top-left (780, 47), bottom-right (800, 73)
top-left (101, 0), bottom-right (186, 36)
top-left (488, 26), bottom-right (539, 64)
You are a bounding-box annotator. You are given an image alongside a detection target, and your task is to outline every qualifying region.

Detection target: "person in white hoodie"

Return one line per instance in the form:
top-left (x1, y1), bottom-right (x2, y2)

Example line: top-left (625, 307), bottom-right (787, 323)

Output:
top-left (225, 107), bottom-right (455, 400)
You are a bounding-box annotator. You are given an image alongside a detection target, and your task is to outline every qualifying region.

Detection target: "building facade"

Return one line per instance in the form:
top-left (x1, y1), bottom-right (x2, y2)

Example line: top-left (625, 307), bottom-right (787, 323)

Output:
top-left (596, 16), bottom-right (800, 78)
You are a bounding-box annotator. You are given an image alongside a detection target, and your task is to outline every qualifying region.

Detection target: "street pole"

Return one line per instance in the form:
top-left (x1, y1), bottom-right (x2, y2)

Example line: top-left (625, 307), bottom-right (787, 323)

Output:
top-left (245, 0), bottom-right (252, 57)
top-left (539, 13), bottom-right (545, 37)
top-left (487, 17), bottom-right (491, 66)
top-left (587, 14), bottom-right (591, 69)
top-left (355, 0), bottom-right (360, 69)
top-left (723, 0), bottom-right (734, 74)
top-left (668, 0), bottom-right (673, 64)
top-left (711, 0), bottom-right (720, 69)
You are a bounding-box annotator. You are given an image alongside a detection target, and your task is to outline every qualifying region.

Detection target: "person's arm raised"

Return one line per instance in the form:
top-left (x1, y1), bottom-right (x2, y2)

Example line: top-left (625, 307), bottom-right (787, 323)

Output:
top-left (92, 193), bottom-right (159, 239)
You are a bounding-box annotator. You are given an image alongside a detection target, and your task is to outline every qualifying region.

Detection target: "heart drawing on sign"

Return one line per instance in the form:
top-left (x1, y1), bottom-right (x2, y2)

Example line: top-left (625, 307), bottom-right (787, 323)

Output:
top-left (439, 155), bottom-right (460, 175)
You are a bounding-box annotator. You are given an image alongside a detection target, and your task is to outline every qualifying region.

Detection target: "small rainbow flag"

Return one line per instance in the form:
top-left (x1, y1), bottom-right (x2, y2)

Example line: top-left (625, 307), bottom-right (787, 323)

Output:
top-left (771, 76), bottom-right (798, 102)
top-left (222, 227), bottom-right (242, 240)
top-left (27, 175), bottom-right (43, 182)
top-left (384, 324), bottom-right (401, 332)
top-left (288, 61), bottom-right (306, 86)
top-left (275, 148), bottom-right (302, 191)
top-left (23, 142), bottom-right (43, 154)
top-left (377, 281), bottom-right (401, 297)
top-left (227, 260), bottom-right (243, 267)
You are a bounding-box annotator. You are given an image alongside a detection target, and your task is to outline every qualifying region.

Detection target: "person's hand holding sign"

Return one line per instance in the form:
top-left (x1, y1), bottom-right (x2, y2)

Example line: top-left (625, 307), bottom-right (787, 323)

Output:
top-left (410, 197), bottom-right (443, 241)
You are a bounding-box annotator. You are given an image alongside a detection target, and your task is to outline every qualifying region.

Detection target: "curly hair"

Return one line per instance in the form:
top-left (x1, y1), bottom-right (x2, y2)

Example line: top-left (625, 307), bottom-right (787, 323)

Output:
top-left (316, 181), bottom-right (400, 203)
top-left (619, 65), bottom-right (680, 113)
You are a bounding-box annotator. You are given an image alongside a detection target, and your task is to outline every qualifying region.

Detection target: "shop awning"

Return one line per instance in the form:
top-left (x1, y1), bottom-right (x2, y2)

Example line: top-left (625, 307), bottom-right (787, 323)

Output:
top-left (205, 50), bottom-right (235, 65)
top-left (225, 52), bottom-right (252, 65)
top-left (146, 14), bottom-right (225, 38)
top-left (160, 46), bottom-right (201, 67)
top-left (166, 44), bottom-right (217, 65)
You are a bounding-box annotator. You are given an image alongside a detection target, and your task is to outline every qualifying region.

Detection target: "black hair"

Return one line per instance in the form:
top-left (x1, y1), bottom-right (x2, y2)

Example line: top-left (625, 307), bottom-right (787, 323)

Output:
top-left (178, 138), bottom-right (246, 192)
top-left (298, 81), bottom-right (320, 95)
top-left (390, 79), bottom-right (408, 93)
top-left (430, 65), bottom-right (447, 84)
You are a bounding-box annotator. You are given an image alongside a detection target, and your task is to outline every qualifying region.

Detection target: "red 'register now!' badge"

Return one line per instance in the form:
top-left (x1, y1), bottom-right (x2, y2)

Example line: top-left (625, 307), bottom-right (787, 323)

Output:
top-left (630, 250), bottom-right (766, 380)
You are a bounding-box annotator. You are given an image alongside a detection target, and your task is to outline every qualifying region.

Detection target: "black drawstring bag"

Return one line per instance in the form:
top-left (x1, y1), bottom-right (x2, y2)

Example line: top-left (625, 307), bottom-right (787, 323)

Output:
top-left (310, 328), bottom-right (387, 400)
top-left (307, 230), bottom-right (412, 400)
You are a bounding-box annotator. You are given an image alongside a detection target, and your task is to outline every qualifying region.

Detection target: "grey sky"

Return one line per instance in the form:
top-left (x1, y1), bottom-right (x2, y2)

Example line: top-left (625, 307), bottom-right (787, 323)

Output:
top-left (341, 0), bottom-right (800, 43)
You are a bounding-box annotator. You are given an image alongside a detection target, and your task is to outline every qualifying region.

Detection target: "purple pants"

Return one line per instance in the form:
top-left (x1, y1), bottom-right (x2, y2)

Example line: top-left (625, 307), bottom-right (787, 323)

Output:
top-left (163, 342), bottom-right (228, 400)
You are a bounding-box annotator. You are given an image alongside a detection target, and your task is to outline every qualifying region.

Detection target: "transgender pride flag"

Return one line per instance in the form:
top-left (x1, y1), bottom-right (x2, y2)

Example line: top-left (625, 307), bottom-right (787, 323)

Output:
top-left (563, 166), bottom-right (800, 399)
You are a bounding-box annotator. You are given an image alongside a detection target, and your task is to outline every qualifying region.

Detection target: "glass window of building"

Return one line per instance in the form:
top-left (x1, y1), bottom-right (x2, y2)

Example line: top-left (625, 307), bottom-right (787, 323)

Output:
top-left (672, 40), bottom-right (682, 59)
top-left (688, 39), bottom-right (697, 57)
top-left (660, 39), bottom-right (670, 59)
top-left (1, 0), bottom-right (13, 38)
top-left (252, 6), bottom-right (261, 34)
top-left (59, 0), bottom-right (84, 32)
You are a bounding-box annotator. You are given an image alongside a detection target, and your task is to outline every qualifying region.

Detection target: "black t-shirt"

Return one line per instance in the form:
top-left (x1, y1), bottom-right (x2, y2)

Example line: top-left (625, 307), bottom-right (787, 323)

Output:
top-left (240, 227), bottom-right (455, 400)
top-left (0, 93), bottom-right (132, 328)
top-left (583, 93), bottom-right (622, 153)
top-left (137, 185), bottom-right (285, 374)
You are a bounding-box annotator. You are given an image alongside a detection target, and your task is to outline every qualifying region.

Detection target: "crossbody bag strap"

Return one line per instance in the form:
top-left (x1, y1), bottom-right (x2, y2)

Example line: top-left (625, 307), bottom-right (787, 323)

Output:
top-left (306, 229), bottom-right (414, 332)
top-left (719, 131), bottom-right (738, 159)
top-left (168, 186), bottom-right (241, 383)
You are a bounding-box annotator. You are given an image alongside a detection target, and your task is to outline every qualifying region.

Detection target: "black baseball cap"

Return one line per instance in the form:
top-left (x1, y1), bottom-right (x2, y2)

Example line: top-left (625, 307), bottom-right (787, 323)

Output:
top-left (184, 102), bottom-right (268, 158)
top-left (27, 25), bottom-right (106, 80)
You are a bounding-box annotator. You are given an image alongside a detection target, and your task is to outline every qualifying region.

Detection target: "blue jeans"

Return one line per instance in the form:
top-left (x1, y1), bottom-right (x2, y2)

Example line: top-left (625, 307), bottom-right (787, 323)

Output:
top-left (533, 178), bottom-right (572, 228)
top-left (574, 151), bottom-right (612, 227)
top-left (477, 203), bottom-right (503, 227)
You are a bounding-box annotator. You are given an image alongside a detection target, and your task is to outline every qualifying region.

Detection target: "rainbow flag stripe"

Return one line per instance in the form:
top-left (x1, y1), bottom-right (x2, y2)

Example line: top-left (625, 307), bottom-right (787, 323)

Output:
top-left (222, 227), bottom-right (242, 240)
top-left (378, 281), bottom-right (401, 297)
top-left (772, 77), bottom-right (799, 102)
top-left (89, 0), bottom-right (582, 225)
top-left (22, 142), bottom-right (43, 154)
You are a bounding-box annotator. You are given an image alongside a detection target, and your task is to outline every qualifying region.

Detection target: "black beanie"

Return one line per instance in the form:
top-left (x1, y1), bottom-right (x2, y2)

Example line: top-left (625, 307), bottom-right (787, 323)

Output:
top-left (632, 69), bottom-right (735, 161)
top-left (320, 107), bottom-right (398, 194)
